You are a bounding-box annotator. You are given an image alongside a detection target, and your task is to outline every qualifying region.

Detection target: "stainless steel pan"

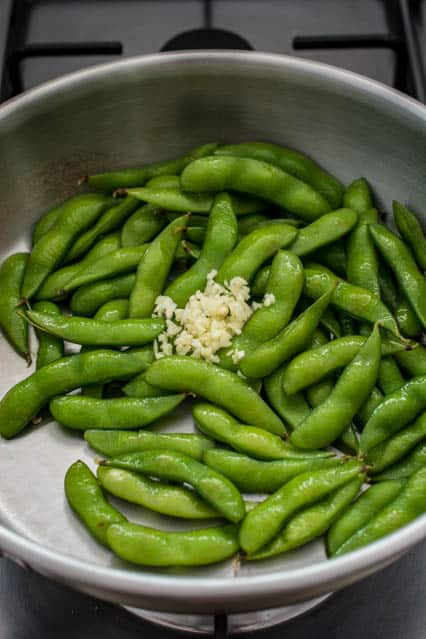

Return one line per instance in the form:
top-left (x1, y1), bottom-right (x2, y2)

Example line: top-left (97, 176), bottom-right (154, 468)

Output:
top-left (0, 52), bottom-right (425, 614)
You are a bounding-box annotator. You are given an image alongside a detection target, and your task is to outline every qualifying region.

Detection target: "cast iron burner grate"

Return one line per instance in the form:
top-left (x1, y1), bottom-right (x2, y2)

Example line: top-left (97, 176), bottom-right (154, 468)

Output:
top-left (0, 1), bottom-right (425, 637)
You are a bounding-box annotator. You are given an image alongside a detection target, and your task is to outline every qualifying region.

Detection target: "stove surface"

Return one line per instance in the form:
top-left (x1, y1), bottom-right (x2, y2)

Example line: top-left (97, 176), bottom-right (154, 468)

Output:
top-left (0, 1), bottom-right (425, 637)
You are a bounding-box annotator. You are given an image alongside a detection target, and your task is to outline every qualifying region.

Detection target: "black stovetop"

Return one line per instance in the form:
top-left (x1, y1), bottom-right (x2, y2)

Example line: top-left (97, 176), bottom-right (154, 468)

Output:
top-left (0, 2), bottom-right (425, 638)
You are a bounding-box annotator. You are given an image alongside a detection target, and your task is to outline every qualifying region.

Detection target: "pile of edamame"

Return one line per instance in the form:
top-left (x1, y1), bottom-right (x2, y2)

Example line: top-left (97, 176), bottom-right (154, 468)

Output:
top-left (1, 141), bottom-right (426, 569)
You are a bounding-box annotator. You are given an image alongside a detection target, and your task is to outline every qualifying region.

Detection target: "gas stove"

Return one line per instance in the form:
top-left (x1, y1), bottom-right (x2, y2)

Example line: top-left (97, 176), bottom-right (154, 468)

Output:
top-left (0, 2), bottom-right (425, 638)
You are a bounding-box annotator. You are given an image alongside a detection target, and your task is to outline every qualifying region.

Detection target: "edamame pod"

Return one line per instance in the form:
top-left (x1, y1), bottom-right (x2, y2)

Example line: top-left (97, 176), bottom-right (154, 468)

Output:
top-left (0, 350), bottom-right (150, 439)
top-left (332, 468), bottom-right (426, 556)
top-left (369, 223), bottom-right (426, 330)
top-left (343, 177), bottom-right (374, 214)
top-left (312, 240), bottom-right (347, 278)
top-left (97, 466), bottom-right (219, 519)
top-left (70, 273), bottom-right (136, 316)
top-left (64, 460), bottom-right (126, 546)
top-left (26, 310), bottom-right (164, 347)
top-left (85, 142), bottom-right (218, 192)
top-left (250, 478), bottom-right (363, 560)
top-left (32, 301), bottom-right (64, 369)
top-left (122, 372), bottom-right (168, 398)
top-left (355, 386), bottom-right (383, 428)
top-left (103, 450), bottom-right (245, 523)
top-left (377, 356), bottom-right (405, 395)
top-left (291, 324), bottom-right (381, 450)
top-left (346, 212), bottom-right (380, 298)
top-left (240, 287), bottom-right (333, 379)
top-left (165, 193), bottom-right (238, 306)
top-left (145, 356), bottom-right (285, 435)
top-left (35, 231), bottom-right (122, 300)
top-left (214, 142), bottom-right (343, 208)
top-left (304, 263), bottom-right (401, 338)
top-left (395, 343), bottom-right (426, 377)
top-left (65, 196), bottom-right (139, 262)
top-left (327, 480), bottom-right (405, 556)
top-left (216, 223), bottom-right (297, 285)
top-left (107, 521), bottom-right (239, 567)
top-left (22, 194), bottom-right (112, 299)
top-left (239, 460), bottom-right (363, 554)
top-left (218, 250), bottom-right (304, 370)
top-left (360, 376), bottom-right (426, 452)
top-left (32, 200), bottom-right (67, 246)
top-left (393, 201), bottom-right (426, 271)
top-left (288, 208), bottom-right (357, 256)
top-left (181, 156), bottom-right (331, 221)
top-left (129, 215), bottom-right (188, 318)
top-left (146, 175), bottom-right (180, 189)
top-left (283, 335), bottom-right (408, 395)
top-left (85, 429), bottom-right (214, 460)
top-left (121, 204), bottom-right (166, 247)
top-left (366, 412), bottom-right (426, 473)
top-left (374, 442), bottom-right (426, 481)
top-left (63, 245), bottom-right (148, 293)
top-left (203, 448), bottom-right (340, 493)
top-left (264, 364), bottom-right (311, 430)
top-left (193, 403), bottom-right (332, 460)
top-left (0, 252), bottom-right (30, 361)
top-left (50, 394), bottom-right (185, 430)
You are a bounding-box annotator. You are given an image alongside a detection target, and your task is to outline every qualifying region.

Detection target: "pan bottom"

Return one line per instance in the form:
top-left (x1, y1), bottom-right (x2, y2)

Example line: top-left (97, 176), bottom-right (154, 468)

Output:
top-left (125, 593), bottom-right (332, 634)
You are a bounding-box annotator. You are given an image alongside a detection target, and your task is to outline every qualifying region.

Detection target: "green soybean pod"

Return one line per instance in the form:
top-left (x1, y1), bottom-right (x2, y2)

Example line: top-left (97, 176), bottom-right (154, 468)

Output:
top-left (264, 364), bottom-right (311, 430)
top-left (395, 343), bottom-right (426, 377)
top-left (185, 226), bottom-right (205, 244)
top-left (238, 213), bottom-right (272, 235)
top-left (203, 448), bottom-right (340, 493)
top-left (251, 265), bottom-right (271, 297)
top-left (80, 298), bottom-right (129, 398)
top-left (216, 223), bottom-right (297, 285)
top-left (85, 429), bottom-right (214, 460)
top-left (26, 310), bottom-right (164, 347)
top-left (239, 460), bottom-right (363, 555)
top-left (0, 252), bottom-right (30, 361)
top-left (291, 323), bottom-right (381, 450)
top-left (377, 356), bottom-right (405, 395)
top-left (218, 250), bottom-right (304, 371)
top-left (32, 301), bottom-right (64, 369)
top-left (304, 263), bottom-right (401, 338)
top-left (35, 231), bottom-right (122, 300)
top-left (62, 245), bottom-right (148, 294)
top-left (164, 193), bottom-right (238, 307)
top-left (103, 450), bottom-right (245, 523)
top-left (35, 232), bottom-right (121, 300)
top-left (107, 521), bottom-right (239, 567)
top-left (327, 480), bottom-right (406, 556)
top-left (122, 372), bottom-right (169, 398)
top-left (65, 196), bottom-right (140, 262)
top-left (288, 208), bottom-right (357, 256)
top-left (145, 356), bottom-right (285, 435)
top-left (175, 240), bottom-right (201, 262)
top-left (214, 142), bottom-right (344, 209)
top-left (64, 460), bottom-right (126, 546)
top-left (70, 273), bottom-right (136, 316)
top-left (85, 143), bottom-right (218, 192)
top-left (0, 349), bottom-right (150, 439)
top-left (121, 204), bottom-right (166, 248)
top-left (32, 200), bottom-right (67, 246)
top-left (181, 156), bottom-right (331, 221)
top-left (343, 178), bottom-right (374, 214)
top-left (50, 394), bottom-right (185, 430)
top-left (355, 386), bottom-right (384, 429)
top-left (374, 441), bottom-right (426, 481)
top-left (369, 223), bottom-right (426, 330)
top-left (128, 215), bottom-right (188, 318)
top-left (395, 299), bottom-right (423, 339)
top-left (145, 175), bottom-right (180, 189)
top-left (240, 287), bottom-right (334, 379)
top-left (393, 201), bottom-right (426, 271)
top-left (193, 403), bottom-right (332, 460)
top-left (250, 477), bottom-right (364, 561)
top-left (333, 467), bottom-right (426, 556)
top-left (360, 376), bottom-right (426, 452)
top-left (312, 240), bottom-right (347, 278)
top-left (283, 335), bottom-right (407, 395)
top-left (366, 412), bottom-right (426, 474)
top-left (22, 194), bottom-right (112, 300)
top-left (346, 214), bottom-right (380, 298)
top-left (97, 466), bottom-right (219, 519)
